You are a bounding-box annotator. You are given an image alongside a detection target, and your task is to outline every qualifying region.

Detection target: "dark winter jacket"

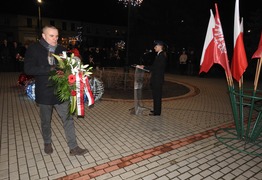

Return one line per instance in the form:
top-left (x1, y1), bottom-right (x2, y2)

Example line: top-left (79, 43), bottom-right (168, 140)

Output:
top-left (24, 42), bottom-right (66, 105)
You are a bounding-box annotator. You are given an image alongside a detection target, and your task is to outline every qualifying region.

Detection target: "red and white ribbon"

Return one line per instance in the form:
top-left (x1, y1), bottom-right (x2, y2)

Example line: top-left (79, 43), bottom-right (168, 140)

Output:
top-left (84, 76), bottom-right (95, 106)
top-left (75, 72), bottom-right (85, 116)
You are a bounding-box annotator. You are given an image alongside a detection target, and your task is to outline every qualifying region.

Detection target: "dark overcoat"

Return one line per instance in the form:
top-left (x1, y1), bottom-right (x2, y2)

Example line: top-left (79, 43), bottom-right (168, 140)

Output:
top-left (144, 51), bottom-right (166, 87)
top-left (144, 51), bottom-right (166, 115)
top-left (24, 42), bottom-right (66, 105)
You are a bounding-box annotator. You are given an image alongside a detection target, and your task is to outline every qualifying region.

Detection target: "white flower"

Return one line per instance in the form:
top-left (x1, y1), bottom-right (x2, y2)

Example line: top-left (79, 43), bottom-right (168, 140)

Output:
top-left (61, 51), bottom-right (67, 58)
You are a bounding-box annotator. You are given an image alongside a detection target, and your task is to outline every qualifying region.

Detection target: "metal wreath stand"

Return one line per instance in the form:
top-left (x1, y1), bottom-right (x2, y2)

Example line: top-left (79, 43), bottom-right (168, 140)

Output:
top-left (215, 58), bottom-right (262, 156)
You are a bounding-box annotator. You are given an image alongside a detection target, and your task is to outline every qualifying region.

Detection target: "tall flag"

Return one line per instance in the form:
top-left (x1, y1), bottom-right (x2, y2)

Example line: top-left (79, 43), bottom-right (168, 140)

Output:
top-left (231, 0), bottom-right (248, 82)
top-left (213, 3), bottom-right (231, 77)
top-left (199, 10), bottom-right (215, 74)
top-left (199, 4), bottom-right (231, 77)
top-left (252, 32), bottom-right (262, 59)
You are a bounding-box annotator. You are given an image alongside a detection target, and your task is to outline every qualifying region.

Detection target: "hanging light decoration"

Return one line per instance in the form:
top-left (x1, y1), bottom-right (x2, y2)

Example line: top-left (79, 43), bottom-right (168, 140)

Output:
top-left (115, 40), bottom-right (126, 50)
top-left (118, 0), bottom-right (143, 7)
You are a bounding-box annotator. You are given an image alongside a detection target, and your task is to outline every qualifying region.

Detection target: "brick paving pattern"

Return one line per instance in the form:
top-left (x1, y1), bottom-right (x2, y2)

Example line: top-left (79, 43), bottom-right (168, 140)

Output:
top-left (0, 72), bottom-right (261, 180)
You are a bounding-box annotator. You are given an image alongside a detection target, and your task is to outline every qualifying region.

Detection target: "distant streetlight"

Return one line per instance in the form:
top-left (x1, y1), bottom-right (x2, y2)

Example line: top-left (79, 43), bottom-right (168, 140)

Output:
top-left (118, 0), bottom-right (143, 69)
top-left (37, 0), bottom-right (42, 38)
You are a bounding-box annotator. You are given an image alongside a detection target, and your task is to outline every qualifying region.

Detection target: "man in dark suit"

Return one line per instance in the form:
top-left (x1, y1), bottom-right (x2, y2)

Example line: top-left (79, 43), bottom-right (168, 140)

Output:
top-left (137, 40), bottom-right (167, 116)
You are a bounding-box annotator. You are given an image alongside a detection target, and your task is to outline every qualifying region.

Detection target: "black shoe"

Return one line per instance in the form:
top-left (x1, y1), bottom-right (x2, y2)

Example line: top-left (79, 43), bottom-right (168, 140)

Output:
top-left (149, 113), bottom-right (160, 116)
top-left (44, 143), bottom-right (53, 155)
top-left (69, 146), bottom-right (89, 156)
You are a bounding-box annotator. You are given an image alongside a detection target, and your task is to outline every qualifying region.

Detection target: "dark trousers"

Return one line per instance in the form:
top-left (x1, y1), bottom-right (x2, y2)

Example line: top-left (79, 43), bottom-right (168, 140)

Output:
top-left (179, 63), bottom-right (187, 75)
top-left (152, 85), bottom-right (163, 115)
top-left (39, 101), bottom-right (78, 149)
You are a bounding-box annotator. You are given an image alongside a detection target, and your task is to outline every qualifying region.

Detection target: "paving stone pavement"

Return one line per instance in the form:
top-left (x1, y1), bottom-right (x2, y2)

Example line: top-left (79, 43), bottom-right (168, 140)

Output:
top-left (0, 72), bottom-right (261, 180)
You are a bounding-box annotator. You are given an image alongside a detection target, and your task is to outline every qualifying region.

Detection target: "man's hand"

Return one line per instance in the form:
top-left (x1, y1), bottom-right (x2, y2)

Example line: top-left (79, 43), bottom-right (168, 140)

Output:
top-left (136, 65), bottom-right (144, 69)
top-left (50, 65), bottom-right (56, 71)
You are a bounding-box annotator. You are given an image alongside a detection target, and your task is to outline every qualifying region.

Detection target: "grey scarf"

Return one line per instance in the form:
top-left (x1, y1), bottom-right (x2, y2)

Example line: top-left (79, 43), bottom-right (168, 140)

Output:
top-left (39, 38), bottom-right (57, 65)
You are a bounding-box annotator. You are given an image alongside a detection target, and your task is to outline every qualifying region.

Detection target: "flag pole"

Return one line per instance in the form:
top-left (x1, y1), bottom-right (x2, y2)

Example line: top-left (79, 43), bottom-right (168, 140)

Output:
top-left (224, 71), bottom-right (232, 90)
top-left (226, 71), bottom-right (242, 138)
top-left (237, 76), bottom-right (245, 138)
top-left (246, 58), bottom-right (262, 141)
top-left (254, 58), bottom-right (261, 90)
top-left (231, 0), bottom-right (248, 139)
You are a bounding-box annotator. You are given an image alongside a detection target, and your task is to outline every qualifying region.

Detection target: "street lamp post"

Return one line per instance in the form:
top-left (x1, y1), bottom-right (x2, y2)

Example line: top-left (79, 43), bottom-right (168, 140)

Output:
top-left (118, 0), bottom-right (143, 90)
top-left (37, 0), bottom-right (42, 39)
top-left (118, 0), bottom-right (143, 69)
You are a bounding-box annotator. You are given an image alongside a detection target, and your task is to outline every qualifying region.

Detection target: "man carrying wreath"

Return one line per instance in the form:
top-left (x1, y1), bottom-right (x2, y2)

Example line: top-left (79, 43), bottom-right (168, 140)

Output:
top-left (24, 25), bottom-right (88, 156)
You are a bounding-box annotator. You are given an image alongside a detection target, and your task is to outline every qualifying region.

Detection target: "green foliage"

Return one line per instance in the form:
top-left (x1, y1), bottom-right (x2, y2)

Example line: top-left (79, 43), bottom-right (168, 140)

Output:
top-left (49, 53), bottom-right (93, 115)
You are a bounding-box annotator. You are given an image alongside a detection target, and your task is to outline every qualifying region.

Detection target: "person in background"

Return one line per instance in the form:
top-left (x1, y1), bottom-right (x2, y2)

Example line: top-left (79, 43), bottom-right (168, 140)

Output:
top-left (67, 42), bottom-right (82, 60)
top-left (179, 50), bottom-right (188, 75)
top-left (136, 40), bottom-right (167, 116)
top-left (187, 49), bottom-right (196, 75)
top-left (10, 40), bottom-right (20, 72)
top-left (87, 47), bottom-right (95, 67)
top-left (24, 25), bottom-right (88, 156)
top-left (82, 46), bottom-right (90, 65)
top-left (0, 39), bottom-right (12, 72)
top-left (17, 42), bottom-right (29, 72)
top-left (93, 47), bottom-right (102, 69)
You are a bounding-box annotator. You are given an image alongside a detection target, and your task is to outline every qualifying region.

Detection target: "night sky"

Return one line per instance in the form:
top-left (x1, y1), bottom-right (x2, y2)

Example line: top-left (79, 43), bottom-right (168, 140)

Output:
top-left (1, 0), bottom-right (128, 25)
top-left (1, 0), bottom-right (261, 59)
top-left (1, 0), bottom-right (259, 26)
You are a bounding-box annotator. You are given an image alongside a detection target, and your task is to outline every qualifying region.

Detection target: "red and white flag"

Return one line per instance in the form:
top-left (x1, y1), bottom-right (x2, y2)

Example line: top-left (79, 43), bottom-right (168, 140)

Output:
top-left (199, 9), bottom-right (215, 74)
top-left (252, 32), bottom-right (262, 59)
top-left (231, 0), bottom-right (248, 82)
top-left (199, 4), bottom-right (231, 77)
top-left (213, 3), bottom-right (231, 77)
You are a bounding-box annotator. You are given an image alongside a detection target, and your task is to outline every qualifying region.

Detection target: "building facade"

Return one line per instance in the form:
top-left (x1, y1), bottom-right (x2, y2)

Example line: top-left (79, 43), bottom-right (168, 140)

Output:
top-left (0, 14), bottom-right (127, 48)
